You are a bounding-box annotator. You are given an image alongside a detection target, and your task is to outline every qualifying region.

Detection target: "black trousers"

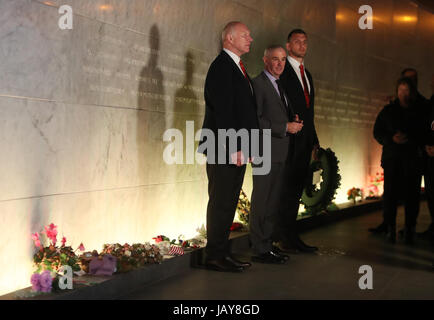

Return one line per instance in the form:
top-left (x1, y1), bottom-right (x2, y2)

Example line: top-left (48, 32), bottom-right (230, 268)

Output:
top-left (205, 163), bottom-right (246, 260)
top-left (424, 156), bottom-right (434, 227)
top-left (250, 162), bottom-right (286, 254)
top-left (274, 151), bottom-right (311, 244)
top-left (383, 156), bottom-right (422, 228)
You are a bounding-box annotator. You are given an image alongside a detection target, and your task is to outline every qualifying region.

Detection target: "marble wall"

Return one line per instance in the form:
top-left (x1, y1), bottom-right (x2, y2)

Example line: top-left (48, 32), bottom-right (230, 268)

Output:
top-left (0, 0), bottom-right (433, 295)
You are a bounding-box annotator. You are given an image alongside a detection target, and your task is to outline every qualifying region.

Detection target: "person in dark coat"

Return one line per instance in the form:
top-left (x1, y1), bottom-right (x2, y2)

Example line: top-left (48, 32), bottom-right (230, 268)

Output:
top-left (274, 29), bottom-right (320, 253)
top-left (370, 69), bottom-right (433, 240)
top-left (372, 77), bottom-right (426, 244)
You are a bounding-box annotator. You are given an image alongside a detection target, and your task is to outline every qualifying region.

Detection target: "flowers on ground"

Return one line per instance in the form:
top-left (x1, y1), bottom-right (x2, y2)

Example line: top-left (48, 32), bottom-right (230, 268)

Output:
top-left (30, 270), bottom-right (53, 293)
top-left (347, 187), bottom-right (362, 204)
top-left (366, 171), bottom-right (384, 198)
top-left (30, 223), bottom-right (82, 293)
top-left (101, 243), bottom-right (163, 273)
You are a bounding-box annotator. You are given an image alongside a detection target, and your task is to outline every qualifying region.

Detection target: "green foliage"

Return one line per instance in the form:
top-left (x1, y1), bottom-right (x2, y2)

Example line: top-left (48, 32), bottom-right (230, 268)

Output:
top-left (301, 148), bottom-right (342, 215)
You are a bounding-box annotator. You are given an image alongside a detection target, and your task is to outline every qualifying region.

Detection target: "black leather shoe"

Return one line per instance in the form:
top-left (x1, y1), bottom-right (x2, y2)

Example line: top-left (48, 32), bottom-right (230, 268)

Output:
top-left (294, 237), bottom-right (318, 252)
top-left (368, 223), bottom-right (388, 234)
top-left (225, 255), bottom-right (251, 268)
top-left (251, 251), bottom-right (288, 264)
top-left (274, 242), bottom-right (299, 254)
top-left (205, 258), bottom-right (244, 272)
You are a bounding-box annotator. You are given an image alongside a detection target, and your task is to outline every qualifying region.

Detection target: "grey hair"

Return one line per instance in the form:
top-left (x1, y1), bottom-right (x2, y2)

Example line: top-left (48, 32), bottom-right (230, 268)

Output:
top-left (264, 44), bottom-right (285, 57)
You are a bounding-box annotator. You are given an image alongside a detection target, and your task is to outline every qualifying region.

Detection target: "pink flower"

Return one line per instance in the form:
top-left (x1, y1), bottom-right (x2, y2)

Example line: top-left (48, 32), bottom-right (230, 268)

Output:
top-left (31, 232), bottom-right (42, 249)
top-left (78, 243), bottom-right (85, 251)
top-left (43, 223), bottom-right (58, 246)
top-left (61, 237), bottom-right (66, 247)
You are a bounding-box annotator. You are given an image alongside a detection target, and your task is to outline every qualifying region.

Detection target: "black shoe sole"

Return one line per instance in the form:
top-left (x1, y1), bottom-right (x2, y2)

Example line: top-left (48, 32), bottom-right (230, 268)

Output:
top-left (251, 257), bottom-right (287, 264)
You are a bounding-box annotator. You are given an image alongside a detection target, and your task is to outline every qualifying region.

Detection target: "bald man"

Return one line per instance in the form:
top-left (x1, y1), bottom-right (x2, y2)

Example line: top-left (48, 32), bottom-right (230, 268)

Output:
top-left (198, 21), bottom-right (259, 272)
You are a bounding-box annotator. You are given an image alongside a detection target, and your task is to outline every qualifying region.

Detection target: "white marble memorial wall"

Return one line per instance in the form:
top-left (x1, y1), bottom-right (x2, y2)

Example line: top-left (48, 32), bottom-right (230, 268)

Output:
top-left (0, 0), bottom-right (432, 295)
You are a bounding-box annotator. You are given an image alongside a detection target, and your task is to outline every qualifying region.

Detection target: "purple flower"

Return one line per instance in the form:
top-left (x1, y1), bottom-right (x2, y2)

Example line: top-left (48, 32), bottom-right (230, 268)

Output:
top-left (30, 273), bottom-right (41, 292)
top-left (40, 285), bottom-right (51, 293)
top-left (39, 270), bottom-right (52, 292)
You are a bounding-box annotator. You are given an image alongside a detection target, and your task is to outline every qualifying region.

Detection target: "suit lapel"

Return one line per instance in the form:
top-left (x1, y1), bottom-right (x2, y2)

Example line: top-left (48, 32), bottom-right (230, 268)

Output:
top-left (283, 62), bottom-right (314, 109)
top-left (221, 51), bottom-right (251, 85)
top-left (284, 63), bottom-right (304, 95)
top-left (260, 72), bottom-right (287, 114)
top-left (305, 68), bottom-right (314, 101)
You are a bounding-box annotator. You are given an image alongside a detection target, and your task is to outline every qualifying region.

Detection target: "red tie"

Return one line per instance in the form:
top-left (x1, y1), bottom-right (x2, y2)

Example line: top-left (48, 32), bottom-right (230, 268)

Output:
top-left (299, 64), bottom-right (310, 108)
top-left (239, 60), bottom-right (249, 81)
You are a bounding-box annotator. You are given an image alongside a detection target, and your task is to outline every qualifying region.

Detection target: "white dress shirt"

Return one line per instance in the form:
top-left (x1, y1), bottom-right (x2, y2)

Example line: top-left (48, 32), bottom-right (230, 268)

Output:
top-left (223, 48), bottom-right (253, 93)
top-left (287, 55), bottom-right (311, 93)
top-left (223, 48), bottom-right (245, 76)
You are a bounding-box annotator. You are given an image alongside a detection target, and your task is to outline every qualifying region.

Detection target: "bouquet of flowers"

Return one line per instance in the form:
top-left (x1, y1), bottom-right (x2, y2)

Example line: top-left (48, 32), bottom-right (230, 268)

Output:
top-left (347, 187), bottom-right (362, 204)
top-left (365, 172), bottom-right (384, 199)
top-left (31, 223), bottom-right (84, 293)
top-left (101, 243), bottom-right (163, 273)
top-left (32, 224), bottom-right (83, 274)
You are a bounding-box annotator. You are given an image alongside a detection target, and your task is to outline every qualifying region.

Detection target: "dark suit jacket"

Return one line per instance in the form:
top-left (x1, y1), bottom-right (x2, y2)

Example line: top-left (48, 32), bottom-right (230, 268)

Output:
top-left (198, 51), bottom-right (259, 161)
top-left (280, 60), bottom-right (319, 161)
top-left (373, 99), bottom-right (425, 166)
top-left (252, 71), bottom-right (291, 163)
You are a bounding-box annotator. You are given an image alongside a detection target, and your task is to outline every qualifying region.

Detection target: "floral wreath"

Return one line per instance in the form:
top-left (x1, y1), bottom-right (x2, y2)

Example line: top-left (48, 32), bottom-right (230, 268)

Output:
top-left (301, 147), bottom-right (341, 215)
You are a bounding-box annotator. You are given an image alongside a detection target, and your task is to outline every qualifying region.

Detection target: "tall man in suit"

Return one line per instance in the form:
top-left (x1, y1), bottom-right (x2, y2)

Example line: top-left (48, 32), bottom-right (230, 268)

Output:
top-left (198, 21), bottom-right (259, 272)
top-left (276, 29), bottom-right (320, 253)
top-left (250, 45), bottom-right (304, 264)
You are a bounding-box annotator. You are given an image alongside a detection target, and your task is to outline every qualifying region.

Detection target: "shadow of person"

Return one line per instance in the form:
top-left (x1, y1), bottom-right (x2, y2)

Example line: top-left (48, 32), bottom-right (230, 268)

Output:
top-left (173, 51), bottom-right (199, 181)
top-left (136, 24), bottom-right (166, 184)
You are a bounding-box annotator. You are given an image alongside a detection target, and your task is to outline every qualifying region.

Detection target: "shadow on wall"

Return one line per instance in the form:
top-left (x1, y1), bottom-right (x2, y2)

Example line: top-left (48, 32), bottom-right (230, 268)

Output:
top-left (29, 199), bottom-right (48, 259)
top-left (173, 51), bottom-right (199, 181)
top-left (27, 107), bottom-right (52, 258)
top-left (136, 24), bottom-right (165, 184)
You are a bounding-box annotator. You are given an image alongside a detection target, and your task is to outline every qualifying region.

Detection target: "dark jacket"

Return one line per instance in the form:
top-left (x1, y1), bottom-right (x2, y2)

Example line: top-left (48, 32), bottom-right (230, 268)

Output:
top-left (279, 60), bottom-right (319, 161)
top-left (373, 98), bottom-right (425, 166)
top-left (198, 51), bottom-right (259, 162)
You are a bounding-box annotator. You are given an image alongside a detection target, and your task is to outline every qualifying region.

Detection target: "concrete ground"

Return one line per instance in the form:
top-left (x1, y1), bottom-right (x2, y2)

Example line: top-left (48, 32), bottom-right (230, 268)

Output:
top-left (122, 202), bottom-right (434, 300)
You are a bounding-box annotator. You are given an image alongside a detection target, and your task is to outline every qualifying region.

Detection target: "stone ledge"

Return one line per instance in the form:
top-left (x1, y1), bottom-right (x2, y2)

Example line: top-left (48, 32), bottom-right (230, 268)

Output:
top-left (1, 199), bottom-right (382, 300)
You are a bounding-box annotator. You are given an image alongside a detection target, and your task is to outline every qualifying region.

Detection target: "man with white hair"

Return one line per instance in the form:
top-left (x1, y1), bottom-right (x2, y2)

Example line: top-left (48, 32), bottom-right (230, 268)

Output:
top-left (198, 21), bottom-right (259, 272)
